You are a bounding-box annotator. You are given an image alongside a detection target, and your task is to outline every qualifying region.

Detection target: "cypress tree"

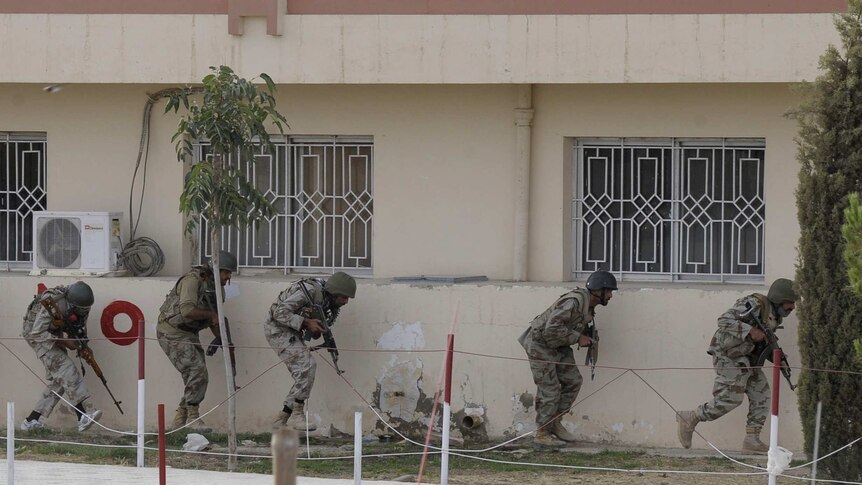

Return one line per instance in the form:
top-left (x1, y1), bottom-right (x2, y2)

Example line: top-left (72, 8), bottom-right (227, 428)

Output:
top-left (794, 1), bottom-right (862, 478)
top-left (842, 194), bottom-right (862, 360)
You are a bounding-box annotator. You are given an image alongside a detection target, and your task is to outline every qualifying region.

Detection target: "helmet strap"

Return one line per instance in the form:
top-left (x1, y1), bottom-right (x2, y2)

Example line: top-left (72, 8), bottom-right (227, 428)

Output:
top-left (589, 289), bottom-right (608, 306)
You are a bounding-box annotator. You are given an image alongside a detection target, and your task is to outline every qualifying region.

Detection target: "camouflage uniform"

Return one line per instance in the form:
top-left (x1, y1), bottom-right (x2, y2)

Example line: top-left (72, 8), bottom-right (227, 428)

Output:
top-left (694, 294), bottom-right (780, 427)
top-left (21, 288), bottom-right (90, 417)
top-left (265, 279), bottom-right (332, 407)
top-left (518, 288), bottom-right (593, 427)
top-left (157, 269), bottom-right (218, 407)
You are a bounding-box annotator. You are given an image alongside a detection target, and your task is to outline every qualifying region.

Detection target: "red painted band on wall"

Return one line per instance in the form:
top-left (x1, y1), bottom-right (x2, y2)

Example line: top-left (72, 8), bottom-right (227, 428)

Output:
top-left (100, 300), bottom-right (144, 347)
top-left (0, 0), bottom-right (848, 15)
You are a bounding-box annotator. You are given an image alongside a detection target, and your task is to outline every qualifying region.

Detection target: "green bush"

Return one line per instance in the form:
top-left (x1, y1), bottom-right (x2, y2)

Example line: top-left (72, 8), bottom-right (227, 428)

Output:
top-left (793, 1), bottom-right (862, 479)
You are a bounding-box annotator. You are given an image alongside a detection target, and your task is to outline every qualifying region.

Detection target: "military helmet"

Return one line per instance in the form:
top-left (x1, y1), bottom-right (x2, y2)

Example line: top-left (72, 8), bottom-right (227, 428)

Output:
top-left (211, 251), bottom-right (238, 273)
top-left (66, 281), bottom-right (94, 308)
top-left (586, 270), bottom-right (618, 291)
top-left (767, 278), bottom-right (798, 304)
top-left (326, 272), bottom-right (356, 298)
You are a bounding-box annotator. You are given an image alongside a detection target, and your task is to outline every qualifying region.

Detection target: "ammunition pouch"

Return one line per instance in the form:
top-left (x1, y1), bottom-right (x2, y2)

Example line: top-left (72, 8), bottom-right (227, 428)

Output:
top-left (177, 323), bottom-right (201, 335)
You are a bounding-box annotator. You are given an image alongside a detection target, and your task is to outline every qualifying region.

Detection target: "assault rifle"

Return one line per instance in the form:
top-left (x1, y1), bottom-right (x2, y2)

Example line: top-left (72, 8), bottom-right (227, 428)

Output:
top-left (742, 302), bottom-right (797, 391)
top-left (297, 281), bottom-right (344, 375)
top-left (41, 298), bottom-right (125, 414)
top-left (581, 320), bottom-right (599, 381)
top-left (206, 317), bottom-right (238, 379)
top-left (202, 283), bottom-right (238, 379)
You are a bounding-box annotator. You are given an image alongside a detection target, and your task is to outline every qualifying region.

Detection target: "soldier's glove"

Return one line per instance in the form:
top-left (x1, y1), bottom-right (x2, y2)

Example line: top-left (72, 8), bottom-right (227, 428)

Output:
top-left (206, 336), bottom-right (222, 356)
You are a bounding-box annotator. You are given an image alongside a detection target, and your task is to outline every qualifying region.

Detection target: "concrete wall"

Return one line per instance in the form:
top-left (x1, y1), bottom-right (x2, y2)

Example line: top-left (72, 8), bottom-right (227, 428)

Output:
top-left (0, 83), bottom-right (520, 277)
top-left (0, 78), bottom-right (809, 449)
top-left (529, 83), bottom-right (802, 281)
top-left (0, 273), bottom-right (804, 450)
top-left (0, 83), bottom-right (802, 281)
top-left (0, 13), bottom-right (839, 84)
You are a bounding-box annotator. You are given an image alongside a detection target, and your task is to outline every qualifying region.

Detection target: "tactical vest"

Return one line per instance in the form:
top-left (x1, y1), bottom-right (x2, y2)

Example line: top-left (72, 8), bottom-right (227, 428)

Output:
top-left (528, 289), bottom-right (590, 329)
top-left (22, 287), bottom-right (66, 338)
top-left (520, 288), bottom-right (592, 349)
top-left (287, 278), bottom-right (338, 323)
top-left (158, 269), bottom-right (216, 334)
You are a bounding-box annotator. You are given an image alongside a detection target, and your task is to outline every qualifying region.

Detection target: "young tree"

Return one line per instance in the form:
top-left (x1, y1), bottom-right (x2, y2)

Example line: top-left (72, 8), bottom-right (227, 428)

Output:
top-left (165, 65), bottom-right (287, 470)
top-left (793, 2), bottom-right (862, 479)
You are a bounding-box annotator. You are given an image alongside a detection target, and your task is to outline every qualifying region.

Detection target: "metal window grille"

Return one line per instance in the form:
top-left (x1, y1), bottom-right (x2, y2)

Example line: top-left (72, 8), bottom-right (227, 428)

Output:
top-left (573, 138), bottom-right (765, 282)
top-left (1, 133), bottom-right (47, 270)
top-left (194, 136), bottom-right (373, 274)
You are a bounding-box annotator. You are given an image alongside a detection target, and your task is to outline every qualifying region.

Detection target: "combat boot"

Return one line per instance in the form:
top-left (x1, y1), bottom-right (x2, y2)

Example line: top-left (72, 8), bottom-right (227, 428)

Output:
top-left (20, 418), bottom-right (45, 432)
top-left (77, 409), bottom-right (103, 432)
top-left (551, 417), bottom-right (578, 442)
top-left (283, 403), bottom-right (317, 431)
top-left (186, 404), bottom-right (205, 428)
top-left (742, 426), bottom-right (769, 453)
top-left (533, 428), bottom-right (566, 447)
top-left (272, 410), bottom-right (290, 429)
top-left (172, 406), bottom-right (188, 429)
top-left (676, 410), bottom-right (700, 449)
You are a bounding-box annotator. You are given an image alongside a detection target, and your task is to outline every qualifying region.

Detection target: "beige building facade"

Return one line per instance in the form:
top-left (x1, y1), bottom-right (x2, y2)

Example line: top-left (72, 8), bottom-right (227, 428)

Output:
top-left (0, 0), bottom-right (847, 451)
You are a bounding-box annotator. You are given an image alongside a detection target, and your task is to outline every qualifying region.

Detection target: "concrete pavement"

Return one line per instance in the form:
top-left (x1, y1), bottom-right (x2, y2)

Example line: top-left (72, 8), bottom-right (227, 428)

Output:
top-left (1, 459), bottom-right (409, 485)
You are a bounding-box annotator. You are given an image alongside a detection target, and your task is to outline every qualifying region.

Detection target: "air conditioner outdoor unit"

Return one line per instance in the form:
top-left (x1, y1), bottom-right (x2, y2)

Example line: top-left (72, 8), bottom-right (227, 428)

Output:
top-left (31, 211), bottom-right (124, 276)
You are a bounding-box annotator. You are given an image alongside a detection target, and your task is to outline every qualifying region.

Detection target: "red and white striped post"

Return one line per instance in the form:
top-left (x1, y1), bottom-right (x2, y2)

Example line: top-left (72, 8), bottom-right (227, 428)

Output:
top-left (768, 348), bottom-right (782, 485)
top-left (137, 317), bottom-right (146, 467)
top-left (440, 333), bottom-right (454, 485)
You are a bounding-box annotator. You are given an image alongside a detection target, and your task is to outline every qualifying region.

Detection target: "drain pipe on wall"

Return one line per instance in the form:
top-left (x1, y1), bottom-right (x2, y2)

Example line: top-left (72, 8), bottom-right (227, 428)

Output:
top-left (513, 84), bottom-right (535, 282)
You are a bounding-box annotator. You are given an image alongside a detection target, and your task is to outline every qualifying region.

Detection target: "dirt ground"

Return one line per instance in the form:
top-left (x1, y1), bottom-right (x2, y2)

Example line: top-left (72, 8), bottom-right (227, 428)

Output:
top-left (6, 429), bottom-right (813, 485)
top-left (447, 467), bottom-right (807, 485)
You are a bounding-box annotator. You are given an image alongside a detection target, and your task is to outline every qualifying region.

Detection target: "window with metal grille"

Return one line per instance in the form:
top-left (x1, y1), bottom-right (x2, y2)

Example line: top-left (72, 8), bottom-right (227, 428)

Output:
top-left (195, 136), bottom-right (373, 274)
top-left (1, 133), bottom-right (47, 270)
top-left (572, 138), bottom-right (765, 282)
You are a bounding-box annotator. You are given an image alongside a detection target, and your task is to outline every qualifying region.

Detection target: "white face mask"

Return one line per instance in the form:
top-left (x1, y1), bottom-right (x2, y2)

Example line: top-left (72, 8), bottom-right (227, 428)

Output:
top-left (776, 305), bottom-right (793, 318)
top-left (224, 283), bottom-right (240, 300)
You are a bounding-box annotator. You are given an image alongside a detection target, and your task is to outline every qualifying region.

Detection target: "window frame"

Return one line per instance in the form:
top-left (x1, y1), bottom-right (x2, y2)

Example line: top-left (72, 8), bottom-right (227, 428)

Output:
top-left (193, 135), bottom-right (374, 276)
top-left (571, 137), bottom-right (766, 284)
top-left (1, 132), bottom-right (48, 271)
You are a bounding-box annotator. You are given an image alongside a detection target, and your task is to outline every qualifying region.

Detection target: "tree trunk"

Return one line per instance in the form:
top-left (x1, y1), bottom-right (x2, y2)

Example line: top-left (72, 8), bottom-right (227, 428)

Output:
top-left (210, 231), bottom-right (238, 471)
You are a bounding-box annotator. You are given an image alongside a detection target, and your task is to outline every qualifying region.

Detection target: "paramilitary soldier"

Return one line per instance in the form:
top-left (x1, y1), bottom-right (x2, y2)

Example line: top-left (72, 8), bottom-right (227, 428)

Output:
top-left (518, 270), bottom-right (618, 447)
top-left (676, 278), bottom-right (798, 453)
top-left (157, 251), bottom-right (237, 428)
top-left (266, 272), bottom-right (356, 431)
top-left (20, 281), bottom-right (103, 432)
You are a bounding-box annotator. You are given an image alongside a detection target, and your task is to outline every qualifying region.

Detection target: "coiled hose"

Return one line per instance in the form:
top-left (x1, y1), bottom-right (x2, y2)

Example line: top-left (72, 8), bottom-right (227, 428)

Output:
top-left (121, 237), bottom-right (165, 276)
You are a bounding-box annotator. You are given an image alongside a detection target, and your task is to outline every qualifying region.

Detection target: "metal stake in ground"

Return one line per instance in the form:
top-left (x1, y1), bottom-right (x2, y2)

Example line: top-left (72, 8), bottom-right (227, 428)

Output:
top-left (158, 403), bottom-right (166, 485)
top-left (441, 333), bottom-right (455, 485)
top-left (354, 411), bottom-right (362, 485)
top-left (7, 401), bottom-right (14, 485)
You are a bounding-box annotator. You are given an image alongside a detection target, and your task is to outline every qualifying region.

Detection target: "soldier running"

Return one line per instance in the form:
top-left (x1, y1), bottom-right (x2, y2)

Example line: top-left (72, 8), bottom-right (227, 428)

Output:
top-left (20, 281), bottom-right (103, 432)
top-left (518, 270), bottom-right (618, 447)
top-left (157, 251), bottom-right (237, 428)
top-left (266, 272), bottom-right (356, 431)
top-left (676, 278), bottom-right (798, 453)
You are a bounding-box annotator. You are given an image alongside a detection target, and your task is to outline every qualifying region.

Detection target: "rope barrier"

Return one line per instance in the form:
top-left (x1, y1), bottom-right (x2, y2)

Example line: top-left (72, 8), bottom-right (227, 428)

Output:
top-left (5, 330), bottom-right (862, 481)
top-left (5, 333), bottom-right (862, 376)
top-left (447, 450), bottom-right (769, 476)
top-left (0, 435), bottom-right (445, 461)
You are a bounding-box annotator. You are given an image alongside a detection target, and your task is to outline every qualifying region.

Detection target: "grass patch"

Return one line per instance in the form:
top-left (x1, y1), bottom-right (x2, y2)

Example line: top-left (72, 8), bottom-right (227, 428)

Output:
top-left (1, 427), bottom-right (792, 481)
